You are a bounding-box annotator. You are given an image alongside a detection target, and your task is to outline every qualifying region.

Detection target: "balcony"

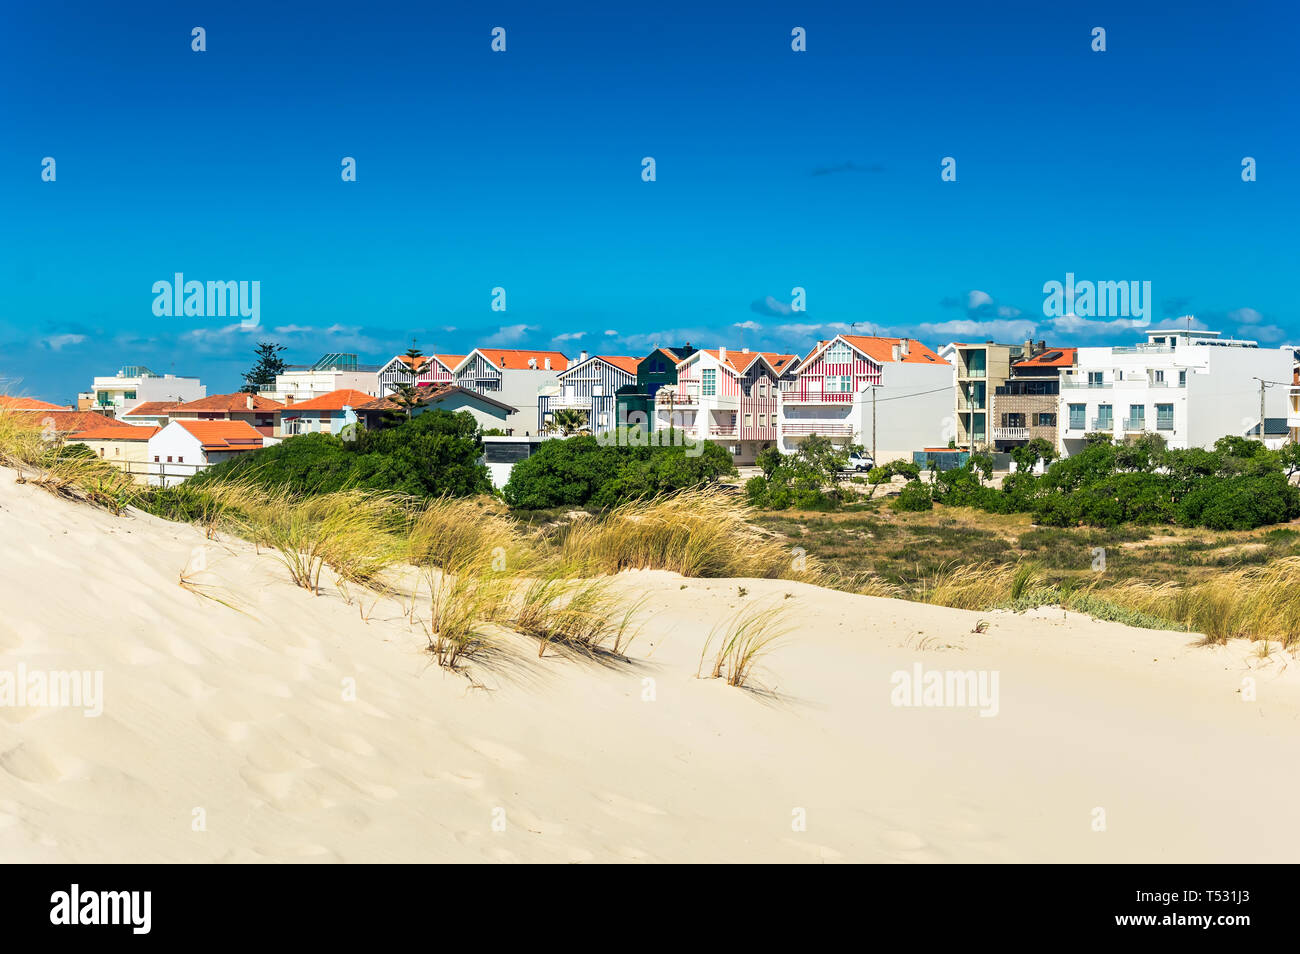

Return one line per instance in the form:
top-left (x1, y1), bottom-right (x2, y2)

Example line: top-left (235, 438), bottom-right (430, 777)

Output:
top-left (1122, 418), bottom-right (1146, 432)
top-left (992, 426), bottom-right (1029, 441)
top-left (1061, 378), bottom-right (1111, 389)
top-left (782, 423), bottom-right (854, 436)
top-left (958, 403), bottom-right (987, 412)
top-left (708, 426), bottom-right (739, 437)
top-left (960, 369), bottom-right (987, 379)
top-left (655, 391), bottom-right (697, 406)
top-left (1156, 419), bottom-right (1175, 432)
top-left (1090, 418), bottom-right (1114, 431)
top-left (548, 394), bottom-right (593, 411)
top-left (783, 391), bottom-right (854, 405)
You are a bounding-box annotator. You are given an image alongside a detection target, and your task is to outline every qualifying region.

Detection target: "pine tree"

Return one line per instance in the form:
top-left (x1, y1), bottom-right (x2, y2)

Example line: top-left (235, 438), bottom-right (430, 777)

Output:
top-left (240, 342), bottom-right (287, 394)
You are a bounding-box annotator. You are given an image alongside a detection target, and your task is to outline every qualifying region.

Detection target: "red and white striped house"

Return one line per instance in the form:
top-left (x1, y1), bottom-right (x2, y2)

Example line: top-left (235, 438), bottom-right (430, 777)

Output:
top-left (782, 334), bottom-right (954, 460)
top-left (376, 353), bottom-right (465, 395)
top-left (656, 347), bottom-right (798, 463)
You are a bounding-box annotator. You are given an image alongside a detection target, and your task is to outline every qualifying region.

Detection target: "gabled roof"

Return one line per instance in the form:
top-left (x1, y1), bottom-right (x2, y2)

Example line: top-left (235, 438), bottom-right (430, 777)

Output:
top-left (168, 419), bottom-right (264, 451)
top-left (121, 401), bottom-right (181, 418)
top-left (562, 355), bottom-right (641, 376)
top-left (1014, 347), bottom-right (1077, 369)
top-left (172, 392), bottom-right (284, 413)
top-left (280, 389), bottom-right (376, 412)
top-left (0, 395), bottom-right (68, 410)
top-left (797, 335), bottom-right (944, 371)
top-left (458, 349), bottom-right (570, 372)
top-left (390, 353), bottom-right (464, 373)
top-left (70, 425), bottom-right (159, 441)
top-left (356, 384), bottom-right (517, 415)
top-left (693, 348), bottom-right (800, 376)
top-left (1, 410), bottom-right (129, 433)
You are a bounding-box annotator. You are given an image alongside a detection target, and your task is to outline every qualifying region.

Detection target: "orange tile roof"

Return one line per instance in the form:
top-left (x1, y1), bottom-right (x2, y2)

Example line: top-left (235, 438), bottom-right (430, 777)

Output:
top-left (356, 384), bottom-right (517, 414)
top-left (468, 349), bottom-right (570, 371)
top-left (70, 425), bottom-right (159, 441)
top-left (0, 395), bottom-right (68, 410)
top-left (395, 353), bottom-right (463, 373)
top-left (173, 392), bottom-right (284, 412)
top-left (594, 355), bottom-right (641, 375)
top-left (839, 335), bottom-right (944, 365)
top-left (280, 388), bottom-right (376, 411)
top-left (1014, 347), bottom-right (1077, 369)
top-left (121, 401), bottom-right (181, 417)
top-left (698, 349), bottom-right (799, 375)
top-left (1, 410), bottom-right (130, 433)
top-left (171, 419), bottom-right (265, 451)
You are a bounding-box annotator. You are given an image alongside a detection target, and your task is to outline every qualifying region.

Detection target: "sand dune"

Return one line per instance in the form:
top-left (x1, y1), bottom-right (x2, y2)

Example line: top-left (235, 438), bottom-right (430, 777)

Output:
top-left (1, 468), bottom-right (1297, 862)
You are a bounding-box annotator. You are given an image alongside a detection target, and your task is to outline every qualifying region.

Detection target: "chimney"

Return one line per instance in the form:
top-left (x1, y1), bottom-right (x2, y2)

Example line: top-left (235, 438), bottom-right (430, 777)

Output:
top-left (900, 339), bottom-right (910, 356)
top-left (1024, 339), bottom-right (1033, 357)
top-left (891, 343), bottom-right (901, 361)
top-left (579, 350), bottom-right (588, 363)
top-left (246, 394), bottom-right (255, 410)
top-left (284, 394), bottom-right (294, 407)
top-left (742, 347), bottom-right (750, 354)
top-left (528, 357), bottom-right (538, 369)
top-left (544, 357), bottom-right (551, 370)
top-left (719, 346), bottom-right (727, 362)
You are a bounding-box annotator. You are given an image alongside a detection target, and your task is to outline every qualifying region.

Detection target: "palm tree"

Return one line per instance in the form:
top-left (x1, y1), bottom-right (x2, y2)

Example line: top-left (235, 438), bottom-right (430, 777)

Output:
top-left (552, 408), bottom-right (589, 436)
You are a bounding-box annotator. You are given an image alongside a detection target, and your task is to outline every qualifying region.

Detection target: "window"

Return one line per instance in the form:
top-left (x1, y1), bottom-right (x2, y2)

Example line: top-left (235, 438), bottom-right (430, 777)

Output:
top-left (153, 455), bottom-right (159, 463)
top-left (1129, 404), bottom-right (1145, 423)
top-left (1156, 403), bottom-right (1174, 430)
top-left (701, 368), bottom-right (717, 396)
top-left (1069, 404), bottom-right (1085, 430)
top-left (1178, 370), bottom-right (1187, 386)
top-left (1037, 412), bottom-right (1056, 427)
top-left (825, 375), bottom-right (852, 393)
top-left (758, 380), bottom-right (767, 397)
top-left (1154, 370), bottom-right (1164, 383)
top-left (1002, 413), bottom-right (1025, 428)
top-left (744, 413), bottom-right (752, 429)
top-left (824, 342), bottom-right (851, 365)
top-left (166, 456), bottom-right (173, 463)
top-left (1097, 404), bottom-right (1113, 429)
top-left (178, 456), bottom-right (184, 463)
top-left (98, 447), bottom-right (104, 457)
top-left (758, 414), bottom-right (766, 427)
top-left (1087, 371), bottom-right (1104, 387)
top-left (124, 391), bottom-right (136, 400)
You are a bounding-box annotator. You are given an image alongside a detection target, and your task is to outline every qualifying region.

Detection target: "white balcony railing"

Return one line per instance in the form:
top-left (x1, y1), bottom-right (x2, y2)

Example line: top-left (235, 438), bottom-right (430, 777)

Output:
top-left (1122, 418), bottom-right (1146, 431)
top-left (781, 423), bottom-right (854, 436)
top-left (1090, 418), bottom-right (1114, 431)
top-left (783, 392), bottom-right (854, 405)
top-left (992, 426), bottom-right (1030, 441)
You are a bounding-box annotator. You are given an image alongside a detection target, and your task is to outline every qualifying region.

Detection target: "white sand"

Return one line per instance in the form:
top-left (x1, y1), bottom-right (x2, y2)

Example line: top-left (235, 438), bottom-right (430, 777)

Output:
top-left (1, 468), bottom-right (1298, 863)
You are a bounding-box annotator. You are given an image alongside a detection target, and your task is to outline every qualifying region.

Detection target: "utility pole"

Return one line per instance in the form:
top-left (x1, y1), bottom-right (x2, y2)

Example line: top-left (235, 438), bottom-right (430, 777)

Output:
top-left (871, 386), bottom-right (877, 462)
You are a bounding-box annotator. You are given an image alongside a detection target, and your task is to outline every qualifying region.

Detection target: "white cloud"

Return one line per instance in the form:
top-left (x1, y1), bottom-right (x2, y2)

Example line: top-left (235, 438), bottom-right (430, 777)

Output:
top-left (554, 331), bottom-right (586, 342)
top-left (603, 329), bottom-right (618, 336)
top-left (968, 290), bottom-right (994, 310)
top-left (483, 323), bottom-right (535, 345)
top-left (918, 318), bottom-right (1038, 340)
top-left (42, 333), bottom-right (87, 351)
top-left (1229, 307), bottom-right (1263, 325)
top-left (733, 320), bottom-right (762, 331)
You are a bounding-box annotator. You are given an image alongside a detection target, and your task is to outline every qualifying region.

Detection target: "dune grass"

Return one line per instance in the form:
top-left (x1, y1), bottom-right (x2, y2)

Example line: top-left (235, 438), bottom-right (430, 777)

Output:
top-left (0, 410), bottom-right (138, 513)
top-left (697, 602), bottom-right (793, 688)
top-left (511, 574), bottom-right (645, 658)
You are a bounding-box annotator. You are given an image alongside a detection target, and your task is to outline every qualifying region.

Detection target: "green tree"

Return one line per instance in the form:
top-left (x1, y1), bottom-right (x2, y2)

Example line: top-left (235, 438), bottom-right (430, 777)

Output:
top-left (239, 342), bottom-right (287, 394)
top-left (551, 408), bottom-right (589, 436)
top-left (387, 346), bottom-right (426, 418)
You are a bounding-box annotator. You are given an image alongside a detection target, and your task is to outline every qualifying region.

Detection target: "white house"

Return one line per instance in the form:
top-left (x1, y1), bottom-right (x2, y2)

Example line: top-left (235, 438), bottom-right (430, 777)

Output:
top-left (782, 335), bottom-right (954, 462)
top-left (1059, 327), bottom-right (1293, 454)
top-left (89, 365), bottom-right (205, 418)
top-left (277, 389), bottom-right (371, 436)
top-left (146, 419), bottom-right (265, 486)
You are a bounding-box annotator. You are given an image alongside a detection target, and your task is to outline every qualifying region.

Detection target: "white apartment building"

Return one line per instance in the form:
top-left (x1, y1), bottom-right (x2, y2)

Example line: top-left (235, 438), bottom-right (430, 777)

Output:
top-left (1059, 328), bottom-right (1292, 454)
top-left (89, 365), bottom-right (205, 418)
top-left (257, 353), bottom-right (380, 403)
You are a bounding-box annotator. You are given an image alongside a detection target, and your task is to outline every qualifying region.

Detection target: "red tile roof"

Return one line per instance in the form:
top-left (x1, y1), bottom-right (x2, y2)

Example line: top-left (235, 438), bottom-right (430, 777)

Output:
top-left (1014, 347), bottom-right (1077, 369)
top-left (121, 401), bottom-right (181, 417)
top-left (467, 349), bottom-right (569, 371)
top-left (173, 392), bottom-right (284, 412)
top-left (1, 410), bottom-right (131, 433)
top-left (170, 419), bottom-right (265, 451)
top-left (698, 349), bottom-right (800, 375)
top-left (593, 355), bottom-right (641, 375)
top-left (279, 388), bottom-right (375, 411)
top-left (396, 353), bottom-right (464, 373)
top-left (840, 335), bottom-right (944, 365)
top-left (0, 395), bottom-right (68, 410)
top-left (70, 426), bottom-right (159, 441)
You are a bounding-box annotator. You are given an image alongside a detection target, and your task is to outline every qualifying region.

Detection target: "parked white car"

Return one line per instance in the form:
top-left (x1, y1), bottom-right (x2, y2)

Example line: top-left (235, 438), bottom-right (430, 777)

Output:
top-left (846, 452), bottom-right (875, 472)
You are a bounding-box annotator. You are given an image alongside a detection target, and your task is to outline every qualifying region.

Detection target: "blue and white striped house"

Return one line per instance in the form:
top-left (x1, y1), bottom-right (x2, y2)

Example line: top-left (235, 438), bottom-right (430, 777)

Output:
top-left (538, 352), bottom-right (641, 435)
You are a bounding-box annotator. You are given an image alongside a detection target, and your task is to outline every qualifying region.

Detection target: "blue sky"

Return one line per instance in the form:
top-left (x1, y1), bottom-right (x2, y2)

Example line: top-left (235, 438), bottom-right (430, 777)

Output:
top-left (1, 0), bottom-right (1295, 402)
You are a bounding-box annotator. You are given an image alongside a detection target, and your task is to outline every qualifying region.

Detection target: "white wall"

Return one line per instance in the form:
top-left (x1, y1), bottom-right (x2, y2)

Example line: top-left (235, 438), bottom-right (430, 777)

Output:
top-left (858, 362), bottom-right (956, 461)
top-left (146, 423), bottom-right (205, 486)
